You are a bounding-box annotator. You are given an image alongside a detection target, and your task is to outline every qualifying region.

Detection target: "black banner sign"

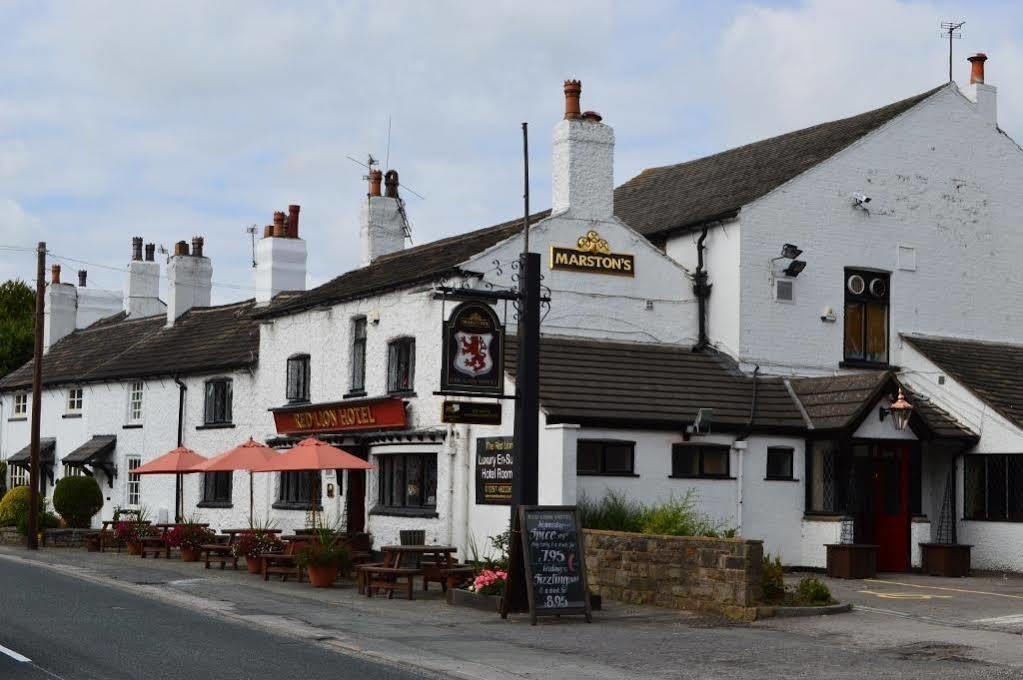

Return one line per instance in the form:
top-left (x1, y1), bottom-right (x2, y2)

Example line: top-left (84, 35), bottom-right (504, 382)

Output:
top-left (443, 401), bottom-right (502, 426)
top-left (549, 246), bottom-right (634, 276)
top-left (474, 437), bottom-right (514, 505)
top-left (441, 301), bottom-right (504, 394)
top-left (519, 505), bottom-right (591, 623)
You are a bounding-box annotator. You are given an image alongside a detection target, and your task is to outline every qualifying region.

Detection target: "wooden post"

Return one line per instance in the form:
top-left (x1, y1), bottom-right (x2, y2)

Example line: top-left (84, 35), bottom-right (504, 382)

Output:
top-left (28, 242), bottom-right (45, 550)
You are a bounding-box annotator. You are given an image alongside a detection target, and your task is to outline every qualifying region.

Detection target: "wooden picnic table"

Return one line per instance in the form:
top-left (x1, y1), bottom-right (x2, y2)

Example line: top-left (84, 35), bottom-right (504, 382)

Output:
top-left (97, 519), bottom-right (151, 552)
top-left (359, 545), bottom-right (461, 599)
top-left (200, 528), bottom-right (284, 569)
top-left (139, 523), bottom-right (210, 559)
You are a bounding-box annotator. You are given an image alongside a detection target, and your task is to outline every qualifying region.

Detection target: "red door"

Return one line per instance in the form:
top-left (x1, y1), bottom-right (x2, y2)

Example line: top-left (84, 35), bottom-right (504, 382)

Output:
top-left (874, 444), bottom-right (910, 572)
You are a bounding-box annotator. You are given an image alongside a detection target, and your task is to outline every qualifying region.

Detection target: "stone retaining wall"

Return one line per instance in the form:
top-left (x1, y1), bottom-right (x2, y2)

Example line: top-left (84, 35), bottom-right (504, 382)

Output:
top-left (583, 529), bottom-right (764, 621)
top-left (44, 528), bottom-right (93, 548)
top-left (0, 527), bottom-right (21, 546)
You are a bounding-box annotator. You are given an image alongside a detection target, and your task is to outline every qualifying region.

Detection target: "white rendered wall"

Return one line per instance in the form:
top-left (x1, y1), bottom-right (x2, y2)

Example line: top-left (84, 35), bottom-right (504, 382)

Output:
top-left (800, 518), bottom-right (843, 568)
top-left (124, 260), bottom-right (164, 318)
top-left (43, 283), bottom-right (77, 351)
top-left (360, 196), bottom-right (406, 266)
top-left (739, 436), bottom-right (807, 564)
top-left (552, 118), bottom-right (615, 221)
top-left (255, 236), bottom-right (307, 303)
top-left (76, 287), bottom-right (123, 328)
top-left (730, 85), bottom-right (1023, 373)
top-left (166, 255), bottom-right (213, 324)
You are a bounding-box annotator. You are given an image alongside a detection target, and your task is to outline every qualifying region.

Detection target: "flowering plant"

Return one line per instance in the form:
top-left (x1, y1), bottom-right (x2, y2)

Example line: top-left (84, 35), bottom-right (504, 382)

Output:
top-left (467, 569), bottom-right (507, 597)
top-left (114, 519), bottom-right (157, 543)
top-left (233, 530), bottom-right (284, 558)
top-left (165, 523), bottom-right (215, 550)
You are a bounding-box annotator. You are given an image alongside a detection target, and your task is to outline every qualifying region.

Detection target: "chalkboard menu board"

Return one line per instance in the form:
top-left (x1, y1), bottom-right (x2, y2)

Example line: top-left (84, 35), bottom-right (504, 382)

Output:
top-left (475, 437), bottom-right (514, 505)
top-left (518, 505), bottom-right (592, 623)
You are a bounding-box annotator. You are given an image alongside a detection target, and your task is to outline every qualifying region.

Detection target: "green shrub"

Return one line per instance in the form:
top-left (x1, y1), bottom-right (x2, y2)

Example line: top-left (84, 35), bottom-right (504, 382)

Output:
top-left (578, 489), bottom-right (645, 533)
top-left (0, 486), bottom-right (44, 529)
top-left (52, 476), bottom-right (104, 528)
top-left (17, 509), bottom-right (59, 535)
top-left (640, 489), bottom-right (727, 537)
top-left (761, 554), bottom-right (785, 603)
top-left (795, 576), bottom-right (832, 606)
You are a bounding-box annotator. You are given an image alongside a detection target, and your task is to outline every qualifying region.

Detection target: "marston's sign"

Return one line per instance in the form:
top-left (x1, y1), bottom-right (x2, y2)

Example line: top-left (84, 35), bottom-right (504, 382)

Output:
top-left (272, 397), bottom-right (407, 435)
top-left (550, 230), bottom-right (634, 277)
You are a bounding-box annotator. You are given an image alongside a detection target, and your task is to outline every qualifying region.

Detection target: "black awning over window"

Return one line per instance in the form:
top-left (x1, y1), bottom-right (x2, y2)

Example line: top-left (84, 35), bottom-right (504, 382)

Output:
top-left (61, 435), bottom-right (117, 487)
top-left (8, 438), bottom-right (56, 466)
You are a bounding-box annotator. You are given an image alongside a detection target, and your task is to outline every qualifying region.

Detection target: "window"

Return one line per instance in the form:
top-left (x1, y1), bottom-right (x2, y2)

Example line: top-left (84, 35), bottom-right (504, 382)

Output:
top-left (766, 447), bottom-right (795, 480)
top-left (376, 453), bottom-right (437, 509)
top-left (671, 444), bottom-right (730, 478)
top-left (201, 471), bottom-right (233, 505)
top-left (62, 464), bottom-right (84, 478)
top-left (203, 378), bottom-right (233, 425)
top-left (964, 455), bottom-right (1023, 521)
top-left (277, 471), bottom-right (319, 508)
top-left (806, 440), bottom-right (838, 513)
top-left (13, 393), bottom-right (27, 417)
top-left (387, 338), bottom-right (415, 393)
top-left (350, 317), bottom-right (367, 394)
top-left (577, 440), bottom-right (636, 476)
top-left (9, 464), bottom-right (27, 488)
top-left (67, 387), bottom-right (83, 413)
top-left (843, 268), bottom-right (889, 365)
top-left (126, 457), bottom-right (141, 506)
top-left (286, 354), bottom-right (311, 403)
top-left (127, 381), bottom-right (144, 423)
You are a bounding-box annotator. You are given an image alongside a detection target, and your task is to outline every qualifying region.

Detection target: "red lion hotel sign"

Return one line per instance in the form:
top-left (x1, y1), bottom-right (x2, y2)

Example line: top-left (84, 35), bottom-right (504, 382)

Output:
top-left (272, 397), bottom-right (407, 435)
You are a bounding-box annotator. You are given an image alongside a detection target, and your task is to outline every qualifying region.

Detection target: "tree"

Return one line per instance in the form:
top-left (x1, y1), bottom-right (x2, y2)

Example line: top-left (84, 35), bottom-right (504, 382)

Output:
top-left (0, 279), bottom-right (35, 378)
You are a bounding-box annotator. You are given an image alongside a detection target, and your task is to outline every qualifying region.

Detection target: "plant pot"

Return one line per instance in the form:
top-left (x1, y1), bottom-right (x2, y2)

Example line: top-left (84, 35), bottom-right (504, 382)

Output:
top-left (446, 587), bottom-right (504, 612)
top-left (127, 540), bottom-right (143, 556)
top-left (86, 533), bottom-right (101, 552)
top-left (307, 563), bottom-right (339, 588)
top-left (246, 556), bottom-right (263, 574)
top-left (919, 543), bottom-right (971, 577)
top-left (825, 544), bottom-right (878, 579)
top-left (180, 547), bottom-right (201, 562)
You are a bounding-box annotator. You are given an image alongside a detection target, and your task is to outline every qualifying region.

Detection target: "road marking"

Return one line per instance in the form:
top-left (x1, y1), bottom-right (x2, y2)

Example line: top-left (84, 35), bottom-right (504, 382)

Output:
top-left (972, 614), bottom-right (1023, 624)
top-left (866, 578), bottom-right (1023, 600)
top-left (858, 590), bottom-right (953, 600)
top-left (0, 643), bottom-right (31, 663)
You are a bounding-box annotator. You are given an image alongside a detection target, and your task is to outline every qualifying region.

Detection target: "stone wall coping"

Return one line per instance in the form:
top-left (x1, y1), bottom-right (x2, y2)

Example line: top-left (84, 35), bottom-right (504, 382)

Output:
top-left (582, 528), bottom-right (762, 545)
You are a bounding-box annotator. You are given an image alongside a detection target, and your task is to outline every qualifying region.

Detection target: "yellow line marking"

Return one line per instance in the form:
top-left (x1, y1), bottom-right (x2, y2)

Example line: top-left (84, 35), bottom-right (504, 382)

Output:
top-left (865, 578), bottom-right (1023, 600)
top-left (858, 590), bottom-right (953, 600)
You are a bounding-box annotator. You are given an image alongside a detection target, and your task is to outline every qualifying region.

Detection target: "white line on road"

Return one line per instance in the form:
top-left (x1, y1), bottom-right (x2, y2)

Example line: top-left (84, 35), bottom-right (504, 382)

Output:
top-left (972, 614), bottom-right (1023, 625)
top-left (0, 643), bottom-right (31, 663)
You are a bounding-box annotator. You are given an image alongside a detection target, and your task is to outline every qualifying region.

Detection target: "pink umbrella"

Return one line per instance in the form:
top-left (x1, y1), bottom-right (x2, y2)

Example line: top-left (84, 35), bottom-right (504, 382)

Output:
top-left (134, 447), bottom-right (207, 522)
top-left (191, 438), bottom-right (280, 524)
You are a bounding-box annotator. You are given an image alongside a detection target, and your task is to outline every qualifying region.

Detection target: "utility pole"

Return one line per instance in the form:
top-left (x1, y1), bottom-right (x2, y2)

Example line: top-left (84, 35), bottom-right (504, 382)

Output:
top-left (28, 242), bottom-right (45, 550)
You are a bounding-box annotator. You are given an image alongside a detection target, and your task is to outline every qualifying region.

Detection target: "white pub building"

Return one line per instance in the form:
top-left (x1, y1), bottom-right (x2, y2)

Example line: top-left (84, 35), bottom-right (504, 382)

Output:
top-left (4, 54), bottom-right (1023, 572)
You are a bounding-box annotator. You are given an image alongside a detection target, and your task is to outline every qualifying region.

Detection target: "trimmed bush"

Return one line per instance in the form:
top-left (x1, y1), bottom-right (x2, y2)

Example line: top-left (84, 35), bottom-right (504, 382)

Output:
top-left (0, 487), bottom-right (40, 528)
top-left (53, 476), bottom-right (104, 528)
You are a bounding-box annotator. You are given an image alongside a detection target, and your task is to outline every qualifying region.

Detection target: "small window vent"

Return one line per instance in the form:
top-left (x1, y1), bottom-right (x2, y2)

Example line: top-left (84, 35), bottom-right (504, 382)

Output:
top-left (775, 278), bottom-right (794, 302)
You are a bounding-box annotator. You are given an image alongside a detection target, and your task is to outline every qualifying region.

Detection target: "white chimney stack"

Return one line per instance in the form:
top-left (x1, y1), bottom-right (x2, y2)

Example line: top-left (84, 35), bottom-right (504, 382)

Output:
top-left (124, 238), bottom-right (164, 318)
top-left (360, 169), bottom-right (406, 266)
top-left (255, 205), bottom-right (307, 304)
top-left (43, 264), bottom-right (77, 352)
top-left (166, 237), bottom-right (212, 325)
top-left (552, 80), bottom-right (615, 221)
top-left (962, 53), bottom-right (997, 126)
top-left (75, 269), bottom-right (122, 328)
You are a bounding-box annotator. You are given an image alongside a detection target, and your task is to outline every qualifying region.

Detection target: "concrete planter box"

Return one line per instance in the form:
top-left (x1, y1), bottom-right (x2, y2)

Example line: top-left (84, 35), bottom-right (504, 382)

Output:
top-left (446, 588), bottom-right (503, 612)
top-left (919, 543), bottom-right (971, 577)
top-left (825, 544), bottom-right (878, 579)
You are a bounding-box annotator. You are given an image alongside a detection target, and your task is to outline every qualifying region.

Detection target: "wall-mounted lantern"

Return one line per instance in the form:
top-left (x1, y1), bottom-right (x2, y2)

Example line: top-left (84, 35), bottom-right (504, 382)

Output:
top-left (879, 388), bottom-right (914, 431)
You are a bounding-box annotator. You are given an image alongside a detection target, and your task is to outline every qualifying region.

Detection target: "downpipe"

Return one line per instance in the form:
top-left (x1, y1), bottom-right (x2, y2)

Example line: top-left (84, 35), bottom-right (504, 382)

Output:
top-left (174, 376), bottom-right (187, 523)
top-left (693, 225), bottom-right (712, 352)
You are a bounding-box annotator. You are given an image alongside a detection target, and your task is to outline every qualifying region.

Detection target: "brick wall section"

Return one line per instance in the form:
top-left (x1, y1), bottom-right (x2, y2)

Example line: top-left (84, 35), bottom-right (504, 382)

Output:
top-left (583, 529), bottom-right (764, 620)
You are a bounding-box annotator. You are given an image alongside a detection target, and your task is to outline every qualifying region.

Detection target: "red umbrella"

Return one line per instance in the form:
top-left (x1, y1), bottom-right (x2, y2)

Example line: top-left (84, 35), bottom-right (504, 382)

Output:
top-left (133, 447), bottom-right (207, 522)
top-left (250, 437), bottom-right (373, 525)
top-left (192, 438), bottom-right (280, 524)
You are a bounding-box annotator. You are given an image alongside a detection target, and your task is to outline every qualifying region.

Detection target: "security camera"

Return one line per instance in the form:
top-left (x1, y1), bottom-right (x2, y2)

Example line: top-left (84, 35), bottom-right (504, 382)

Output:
top-left (852, 192), bottom-right (871, 205)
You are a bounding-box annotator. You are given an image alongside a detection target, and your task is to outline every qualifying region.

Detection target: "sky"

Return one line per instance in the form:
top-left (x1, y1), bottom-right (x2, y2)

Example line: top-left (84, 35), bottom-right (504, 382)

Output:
top-left (2, 0), bottom-right (1022, 303)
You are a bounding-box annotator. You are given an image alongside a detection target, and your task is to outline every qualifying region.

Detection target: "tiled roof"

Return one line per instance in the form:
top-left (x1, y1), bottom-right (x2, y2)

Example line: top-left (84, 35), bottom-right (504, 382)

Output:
top-left (613, 86), bottom-right (944, 238)
top-left (789, 370), bottom-right (976, 440)
top-left (904, 335), bottom-right (1023, 432)
top-left (8, 438), bottom-right (55, 464)
top-left (62, 435), bottom-right (117, 464)
top-left (506, 336), bottom-right (806, 432)
top-left (0, 301), bottom-right (259, 391)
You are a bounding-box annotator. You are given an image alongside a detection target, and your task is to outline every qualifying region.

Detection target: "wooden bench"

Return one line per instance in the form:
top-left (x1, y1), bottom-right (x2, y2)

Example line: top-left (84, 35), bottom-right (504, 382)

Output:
top-left (359, 565), bottom-right (422, 600)
top-left (428, 565), bottom-right (475, 592)
top-left (261, 540), bottom-right (306, 583)
top-left (201, 536), bottom-right (238, 570)
top-left (138, 536), bottom-right (170, 559)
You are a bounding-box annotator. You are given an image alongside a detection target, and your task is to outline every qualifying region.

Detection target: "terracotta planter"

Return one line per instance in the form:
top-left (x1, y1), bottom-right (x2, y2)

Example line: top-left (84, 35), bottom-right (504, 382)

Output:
top-left (246, 556), bottom-right (263, 574)
top-left (919, 543), bottom-right (972, 577)
top-left (126, 541), bottom-right (143, 556)
top-left (180, 546), bottom-right (201, 562)
top-left (825, 544), bottom-right (879, 579)
top-left (307, 563), bottom-right (339, 588)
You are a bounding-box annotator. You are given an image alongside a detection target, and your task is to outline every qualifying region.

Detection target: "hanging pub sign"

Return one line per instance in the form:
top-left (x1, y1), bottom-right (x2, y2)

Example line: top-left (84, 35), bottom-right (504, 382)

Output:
top-left (550, 230), bottom-right (634, 277)
top-left (442, 401), bottom-right (502, 426)
top-left (441, 301), bottom-right (504, 394)
top-left (474, 436), bottom-right (514, 505)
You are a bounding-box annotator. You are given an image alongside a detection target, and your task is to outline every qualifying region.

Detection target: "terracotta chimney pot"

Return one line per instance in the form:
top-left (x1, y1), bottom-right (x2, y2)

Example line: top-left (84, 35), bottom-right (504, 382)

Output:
top-left (272, 211), bottom-right (287, 237)
top-left (368, 169), bottom-right (383, 197)
top-left (564, 79), bottom-right (582, 120)
top-left (384, 170), bottom-right (400, 199)
top-left (968, 52), bottom-right (988, 84)
top-left (287, 204), bottom-right (300, 238)
top-left (174, 240), bottom-right (189, 257)
top-left (77, 270), bottom-right (87, 287)
top-left (263, 224), bottom-right (273, 238)
top-left (51, 264), bottom-right (61, 284)
top-left (131, 236), bottom-right (143, 261)
top-left (191, 236), bottom-right (204, 258)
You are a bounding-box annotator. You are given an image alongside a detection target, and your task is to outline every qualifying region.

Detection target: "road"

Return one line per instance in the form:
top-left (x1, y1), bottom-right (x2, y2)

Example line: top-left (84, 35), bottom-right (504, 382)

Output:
top-left (0, 558), bottom-right (431, 680)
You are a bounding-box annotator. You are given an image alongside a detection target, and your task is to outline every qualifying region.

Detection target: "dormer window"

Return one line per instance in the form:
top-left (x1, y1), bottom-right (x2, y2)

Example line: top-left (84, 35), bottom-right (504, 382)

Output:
top-left (843, 268), bottom-right (889, 367)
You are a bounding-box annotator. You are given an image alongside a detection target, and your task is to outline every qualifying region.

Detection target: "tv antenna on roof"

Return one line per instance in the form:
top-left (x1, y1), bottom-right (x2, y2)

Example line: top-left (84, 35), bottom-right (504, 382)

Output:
top-left (939, 20), bottom-right (965, 83)
top-left (344, 154), bottom-right (426, 200)
top-left (245, 224), bottom-right (259, 268)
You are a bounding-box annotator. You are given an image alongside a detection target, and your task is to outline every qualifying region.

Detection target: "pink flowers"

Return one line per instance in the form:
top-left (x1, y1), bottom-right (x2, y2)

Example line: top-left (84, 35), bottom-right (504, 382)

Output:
top-left (468, 569), bottom-right (507, 596)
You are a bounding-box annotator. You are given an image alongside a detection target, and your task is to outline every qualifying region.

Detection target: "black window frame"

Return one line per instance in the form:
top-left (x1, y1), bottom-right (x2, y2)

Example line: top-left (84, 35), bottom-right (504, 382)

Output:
top-left (203, 378), bottom-right (233, 425)
top-left (386, 337), bottom-right (416, 394)
top-left (350, 317), bottom-right (367, 395)
top-left (964, 454), bottom-right (1023, 522)
top-left (842, 268), bottom-right (890, 368)
top-left (285, 353), bottom-right (311, 404)
top-left (766, 446), bottom-right (796, 481)
top-left (670, 444), bottom-right (731, 479)
top-left (373, 453), bottom-right (438, 516)
top-left (274, 471), bottom-right (322, 510)
top-left (198, 471), bottom-right (233, 507)
top-left (576, 440), bottom-right (637, 477)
